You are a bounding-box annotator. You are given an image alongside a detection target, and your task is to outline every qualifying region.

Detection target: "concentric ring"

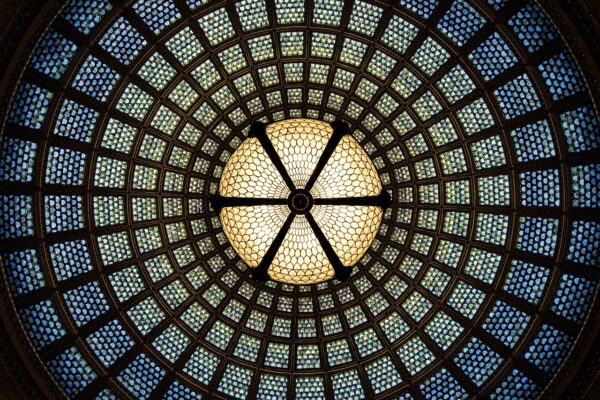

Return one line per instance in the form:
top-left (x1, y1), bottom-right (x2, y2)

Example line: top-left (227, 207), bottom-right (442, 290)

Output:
top-left (0, 0), bottom-right (598, 399)
top-left (289, 190), bottom-right (313, 214)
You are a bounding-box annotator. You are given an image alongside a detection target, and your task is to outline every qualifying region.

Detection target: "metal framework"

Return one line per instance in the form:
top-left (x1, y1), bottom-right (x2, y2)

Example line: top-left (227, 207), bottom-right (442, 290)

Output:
top-left (211, 120), bottom-right (391, 282)
top-left (0, 0), bottom-right (597, 399)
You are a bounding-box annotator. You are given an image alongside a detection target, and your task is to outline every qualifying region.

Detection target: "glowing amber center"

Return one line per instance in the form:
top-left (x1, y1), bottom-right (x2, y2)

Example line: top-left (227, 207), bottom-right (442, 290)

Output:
top-left (218, 119), bottom-right (384, 284)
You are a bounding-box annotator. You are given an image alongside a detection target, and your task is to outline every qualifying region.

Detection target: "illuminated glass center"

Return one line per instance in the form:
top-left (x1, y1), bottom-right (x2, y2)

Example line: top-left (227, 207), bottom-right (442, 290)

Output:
top-left (215, 118), bottom-right (388, 284)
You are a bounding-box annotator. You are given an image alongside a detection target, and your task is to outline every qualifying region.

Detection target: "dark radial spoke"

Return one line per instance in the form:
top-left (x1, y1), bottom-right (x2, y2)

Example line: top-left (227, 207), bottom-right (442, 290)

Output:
top-left (304, 120), bottom-right (350, 192)
top-left (249, 121), bottom-right (296, 191)
top-left (314, 191), bottom-right (392, 208)
top-left (252, 212), bottom-right (296, 281)
top-left (210, 195), bottom-right (287, 212)
top-left (305, 212), bottom-right (352, 281)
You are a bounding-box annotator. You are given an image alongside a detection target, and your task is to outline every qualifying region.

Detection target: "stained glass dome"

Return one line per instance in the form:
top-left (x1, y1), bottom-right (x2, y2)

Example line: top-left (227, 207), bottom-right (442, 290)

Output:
top-left (0, 0), bottom-right (599, 399)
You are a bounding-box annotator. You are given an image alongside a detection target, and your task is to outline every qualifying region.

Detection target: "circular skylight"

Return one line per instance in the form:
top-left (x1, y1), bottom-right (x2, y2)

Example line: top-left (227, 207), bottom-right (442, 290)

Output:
top-left (0, 0), bottom-right (599, 399)
top-left (217, 118), bottom-right (385, 284)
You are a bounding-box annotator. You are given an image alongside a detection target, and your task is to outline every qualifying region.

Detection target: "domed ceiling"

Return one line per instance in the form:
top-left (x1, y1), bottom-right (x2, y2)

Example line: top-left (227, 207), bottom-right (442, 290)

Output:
top-left (0, 0), bottom-right (599, 399)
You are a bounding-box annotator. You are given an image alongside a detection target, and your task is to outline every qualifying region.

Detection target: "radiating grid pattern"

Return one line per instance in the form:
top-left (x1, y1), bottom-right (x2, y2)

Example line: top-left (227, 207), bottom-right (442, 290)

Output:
top-left (220, 205), bottom-right (289, 268)
top-left (0, 0), bottom-right (599, 399)
top-left (267, 119), bottom-right (331, 188)
top-left (218, 118), bottom-right (385, 284)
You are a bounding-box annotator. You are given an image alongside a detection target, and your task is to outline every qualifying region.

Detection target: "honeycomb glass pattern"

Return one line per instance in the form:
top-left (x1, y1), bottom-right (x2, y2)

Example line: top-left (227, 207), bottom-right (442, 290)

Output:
top-left (219, 138), bottom-right (289, 199)
top-left (218, 119), bottom-right (385, 284)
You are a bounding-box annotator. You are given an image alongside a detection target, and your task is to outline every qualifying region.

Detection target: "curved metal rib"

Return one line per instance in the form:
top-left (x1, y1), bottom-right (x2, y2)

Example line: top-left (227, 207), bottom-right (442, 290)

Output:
top-left (251, 212), bottom-right (296, 282)
top-left (249, 121), bottom-right (296, 192)
top-left (305, 212), bottom-right (352, 281)
top-left (313, 191), bottom-right (392, 208)
top-left (210, 195), bottom-right (287, 212)
top-left (304, 120), bottom-right (350, 192)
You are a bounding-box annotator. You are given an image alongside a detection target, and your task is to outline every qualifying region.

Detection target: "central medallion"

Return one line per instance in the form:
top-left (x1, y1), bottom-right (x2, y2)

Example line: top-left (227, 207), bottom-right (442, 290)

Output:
top-left (212, 118), bottom-right (390, 284)
top-left (288, 189), bottom-right (313, 214)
